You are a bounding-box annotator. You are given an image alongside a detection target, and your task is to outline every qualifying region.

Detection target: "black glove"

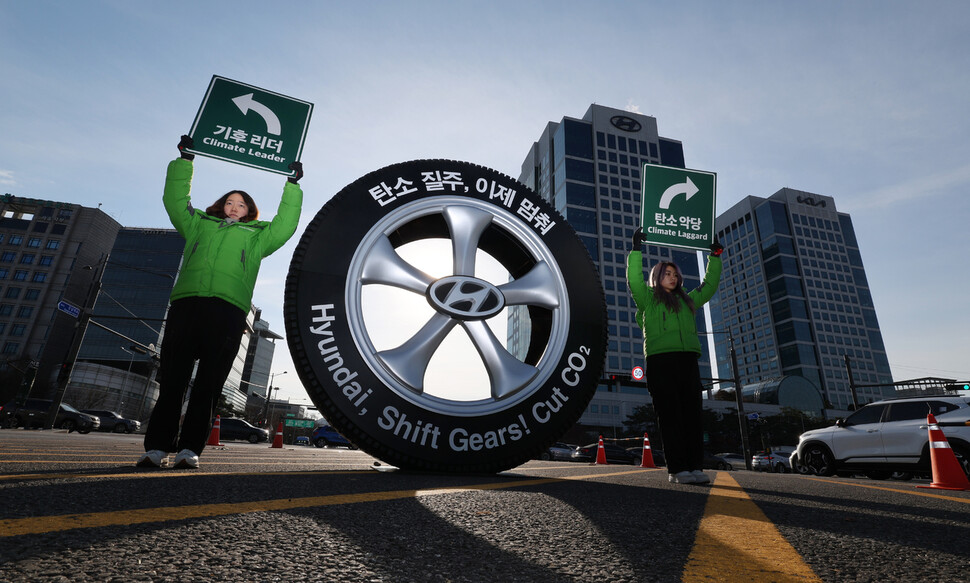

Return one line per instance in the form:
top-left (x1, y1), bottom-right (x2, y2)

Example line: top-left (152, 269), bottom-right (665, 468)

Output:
top-left (631, 227), bottom-right (646, 249)
top-left (287, 161), bottom-right (304, 184)
top-left (710, 240), bottom-right (724, 257)
top-left (178, 135), bottom-right (195, 161)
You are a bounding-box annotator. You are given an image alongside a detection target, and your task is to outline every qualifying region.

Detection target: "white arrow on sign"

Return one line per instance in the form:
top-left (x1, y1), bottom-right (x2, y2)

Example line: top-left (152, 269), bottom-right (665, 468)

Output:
top-left (232, 93), bottom-right (282, 135)
top-left (659, 176), bottom-right (699, 209)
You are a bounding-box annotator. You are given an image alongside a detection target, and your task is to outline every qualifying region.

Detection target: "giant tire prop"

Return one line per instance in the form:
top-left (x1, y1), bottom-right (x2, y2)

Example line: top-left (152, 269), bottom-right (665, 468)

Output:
top-left (285, 160), bottom-right (606, 473)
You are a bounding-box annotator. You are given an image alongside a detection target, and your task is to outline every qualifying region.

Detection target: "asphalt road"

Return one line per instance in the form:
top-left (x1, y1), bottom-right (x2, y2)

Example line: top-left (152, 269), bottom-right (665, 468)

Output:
top-left (2, 430), bottom-right (969, 582)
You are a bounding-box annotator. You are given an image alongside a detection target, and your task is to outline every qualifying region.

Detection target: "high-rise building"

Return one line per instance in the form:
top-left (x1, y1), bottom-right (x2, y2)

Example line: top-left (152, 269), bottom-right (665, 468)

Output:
top-left (67, 227), bottom-right (183, 419)
top-left (0, 194), bottom-right (121, 401)
top-left (241, 308), bottom-right (283, 401)
top-left (711, 188), bottom-right (893, 409)
top-left (516, 104), bottom-right (714, 430)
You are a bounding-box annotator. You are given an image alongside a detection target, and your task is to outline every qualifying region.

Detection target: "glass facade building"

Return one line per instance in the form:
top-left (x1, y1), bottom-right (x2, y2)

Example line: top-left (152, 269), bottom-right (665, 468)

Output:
top-left (67, 228), bottom-right (183, 419)
top-left (516, 105), bottom-right (714, 429)
top-left (710, 188), bottom-right (893, 409)
top-left (0, 194), bottom-right (120, 400)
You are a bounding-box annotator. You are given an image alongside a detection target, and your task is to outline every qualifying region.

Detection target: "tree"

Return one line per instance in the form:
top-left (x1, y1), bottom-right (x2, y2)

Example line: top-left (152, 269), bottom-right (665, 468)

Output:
top-left (214, 394), bottom-right (240, 420)
top-left (623, 404), bottom-right (658, 438)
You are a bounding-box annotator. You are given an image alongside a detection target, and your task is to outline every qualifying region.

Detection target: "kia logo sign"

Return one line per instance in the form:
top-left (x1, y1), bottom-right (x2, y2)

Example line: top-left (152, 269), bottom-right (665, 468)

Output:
top-left (610, 115), bottom-right (642, 132)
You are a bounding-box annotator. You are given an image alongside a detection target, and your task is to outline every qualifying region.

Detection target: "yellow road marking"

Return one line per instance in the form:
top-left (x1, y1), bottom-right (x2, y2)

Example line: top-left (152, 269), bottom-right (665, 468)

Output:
top-left (0, 470), bottom-right (374, 482)
top-left (683, 472), bottom-right (822, 582)
top-left (0, 467), bottom-right (649, 536)
top-left (806, 476), bottom-right (970, 503)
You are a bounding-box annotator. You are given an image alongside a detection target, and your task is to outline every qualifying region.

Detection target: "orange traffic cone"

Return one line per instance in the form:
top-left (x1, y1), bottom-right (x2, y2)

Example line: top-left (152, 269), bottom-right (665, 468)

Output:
top-left (270, 420), bottom-right (284, 449)
top-left (206, 415), bottom-right (224, 446)
top-left (917, 413), bottom-right (970, 491)
top-left (594, 435), bottom-right (608, 465)
top-left (639, 432), bottom-right (657, 468)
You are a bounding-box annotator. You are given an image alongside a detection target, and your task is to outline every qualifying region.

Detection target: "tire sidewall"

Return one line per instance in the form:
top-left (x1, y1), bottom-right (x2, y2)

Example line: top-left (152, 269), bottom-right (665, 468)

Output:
top-left (285, 160), bottom-right (606, 473)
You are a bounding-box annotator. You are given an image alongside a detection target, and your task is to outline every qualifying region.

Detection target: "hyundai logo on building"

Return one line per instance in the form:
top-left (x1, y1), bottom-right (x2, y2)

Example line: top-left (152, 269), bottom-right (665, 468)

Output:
top-left (610, 115), bottom-right (642, 132)
top-left (427, 276), bottom-right (505, 320)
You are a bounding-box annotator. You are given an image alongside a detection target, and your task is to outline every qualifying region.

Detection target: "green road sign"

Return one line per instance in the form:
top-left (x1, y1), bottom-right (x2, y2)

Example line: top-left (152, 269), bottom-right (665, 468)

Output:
top-left (640, 163), bottom-right (717, 252)
top-left (284, 419), bottom-right (316, 428)
top-left (186, 75), bottom-right (313, 176)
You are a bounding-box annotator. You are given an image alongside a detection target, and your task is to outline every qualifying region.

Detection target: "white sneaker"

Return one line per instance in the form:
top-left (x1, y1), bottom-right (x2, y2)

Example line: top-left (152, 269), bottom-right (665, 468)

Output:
top-left (173, 449), bottom-right (200, 469)
top-left (136, 450), bottom-right (168, 468)
top-left (668, 471), bottom-right (697, 484)
top-left (691, 470), bottom-right (711, 484)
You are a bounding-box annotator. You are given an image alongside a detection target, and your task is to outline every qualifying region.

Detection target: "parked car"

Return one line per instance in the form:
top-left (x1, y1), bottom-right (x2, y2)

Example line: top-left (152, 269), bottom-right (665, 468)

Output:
top-left (312, 425), bottom-right (356, 449)
top-left (218, 418), bottom-right (269, 443)
top-left (752, 446), bottom-right (795, 473)
top-left (82, 410), bottom-right (141, 433)
top-left (571, 442), bottom-right (637, 464)
top-left (716, 452), bottom-right (747, 469)
top-left (703, 453), bottom-right (733, 470)
top-left (538, 442), bottom-right (578, 461)
top-left (1, 399), bottom-right (100, 433)
top-left (625, 446), bottom-right (666, 467)
top-left (794, 395), bottom-right (970, 479)
top-left (294, 436), bottom-right (310, 446)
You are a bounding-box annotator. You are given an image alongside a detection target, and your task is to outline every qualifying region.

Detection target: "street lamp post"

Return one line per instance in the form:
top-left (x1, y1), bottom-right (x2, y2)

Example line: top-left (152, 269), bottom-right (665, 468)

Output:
top-left (262, 370), bottom-right (287, 427)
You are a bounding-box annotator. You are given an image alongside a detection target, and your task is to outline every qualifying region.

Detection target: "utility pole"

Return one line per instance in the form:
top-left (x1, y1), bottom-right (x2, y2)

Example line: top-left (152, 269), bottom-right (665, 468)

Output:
top-left (843, 354), bottom-right (860, 410)
top-left (728, 334), bottom-right (753, 471)
top-left (46, 256), bottom-right (108, 429)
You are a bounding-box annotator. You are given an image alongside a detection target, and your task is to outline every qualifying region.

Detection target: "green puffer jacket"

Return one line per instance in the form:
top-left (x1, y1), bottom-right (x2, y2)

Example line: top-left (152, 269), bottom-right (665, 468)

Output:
top-left (626, 250), bottom-right (722, 357)
top-left (163, 158), bottom-right (303, 313)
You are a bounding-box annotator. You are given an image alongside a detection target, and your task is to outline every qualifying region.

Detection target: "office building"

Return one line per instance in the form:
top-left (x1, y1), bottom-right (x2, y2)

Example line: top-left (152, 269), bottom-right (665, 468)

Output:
top-left (516, 104), bottom-right (714, 431)
top-left (711, 188), bottom-right (893, 409)
top-left (241, 309), bottom-right (283, 401)
top-left (0, 194), bottom-right (120, 401)
top-left (67, 228), bottom-right (183, 420)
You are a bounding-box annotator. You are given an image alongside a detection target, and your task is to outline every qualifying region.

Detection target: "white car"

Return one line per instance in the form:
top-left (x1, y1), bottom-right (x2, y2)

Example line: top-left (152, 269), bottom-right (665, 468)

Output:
top-left (752, 447), bottom-right (795, 473)
top-left (794, 395), bottom-right (970, 479)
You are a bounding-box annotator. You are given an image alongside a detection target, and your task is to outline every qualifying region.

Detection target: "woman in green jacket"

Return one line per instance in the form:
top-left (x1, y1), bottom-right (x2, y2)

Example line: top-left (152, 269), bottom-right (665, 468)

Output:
top-left (138, 136), bottom-right (303, 469)
top-left (627, 228), bottom-right (723, 484)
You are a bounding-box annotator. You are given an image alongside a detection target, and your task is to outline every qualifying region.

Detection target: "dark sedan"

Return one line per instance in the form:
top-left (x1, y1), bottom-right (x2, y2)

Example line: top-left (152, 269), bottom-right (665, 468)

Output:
top-left (571, 442), bottom-right (637, 464)
top-left (82, 410), bottom-right (141, 433)
top-left (217, 418), bottom-right (269, 443)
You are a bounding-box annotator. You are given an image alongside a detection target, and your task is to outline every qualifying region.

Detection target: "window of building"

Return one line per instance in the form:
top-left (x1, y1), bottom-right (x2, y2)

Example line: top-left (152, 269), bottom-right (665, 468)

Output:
top-left (2, 342), bottom-right (19, 354)
top-left (31, 272), bottom-right (47, 283)
top-left (16, 306), bottom-right (33, 318)
top-left (19, 254), bottom-right (34, 265)
top-left (8, 235), bottom-right (23, 246)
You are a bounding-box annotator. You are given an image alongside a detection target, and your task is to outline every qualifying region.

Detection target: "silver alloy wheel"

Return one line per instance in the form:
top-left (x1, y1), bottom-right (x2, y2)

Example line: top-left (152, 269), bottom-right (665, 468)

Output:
top-left (344, 197), bottom-right (569, 417)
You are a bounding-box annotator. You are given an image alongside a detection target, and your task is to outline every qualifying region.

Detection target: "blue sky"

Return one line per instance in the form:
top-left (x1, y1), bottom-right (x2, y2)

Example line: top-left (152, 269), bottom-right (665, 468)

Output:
top-left (2, 1), bottom-right (968, 405)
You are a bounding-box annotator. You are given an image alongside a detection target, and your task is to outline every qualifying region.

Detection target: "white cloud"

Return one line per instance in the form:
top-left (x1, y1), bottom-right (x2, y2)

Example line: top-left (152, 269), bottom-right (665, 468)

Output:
top-left (0, 170), bottom-right (15, 186)
top-left (843, 163), bottom-right (970, 212)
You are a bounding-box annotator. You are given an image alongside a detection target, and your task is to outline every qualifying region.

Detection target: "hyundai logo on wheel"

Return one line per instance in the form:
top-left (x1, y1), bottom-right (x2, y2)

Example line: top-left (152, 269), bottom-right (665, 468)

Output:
top-left (427, 276), bottom-right (505, 320)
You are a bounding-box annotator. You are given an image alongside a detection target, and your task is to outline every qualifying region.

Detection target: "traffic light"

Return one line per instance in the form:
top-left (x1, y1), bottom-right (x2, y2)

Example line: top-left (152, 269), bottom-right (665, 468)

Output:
top-left (57, 362), bottom-right (72, 383)
top-left (944, 382), bottom-right (970, 392)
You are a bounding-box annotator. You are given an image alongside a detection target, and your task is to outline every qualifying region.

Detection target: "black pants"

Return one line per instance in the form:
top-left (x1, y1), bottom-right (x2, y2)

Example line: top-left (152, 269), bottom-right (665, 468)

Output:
top-left (144, 297), bottom-right (246, 455)
top-left (647, 351), bottom-right (704, 474)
